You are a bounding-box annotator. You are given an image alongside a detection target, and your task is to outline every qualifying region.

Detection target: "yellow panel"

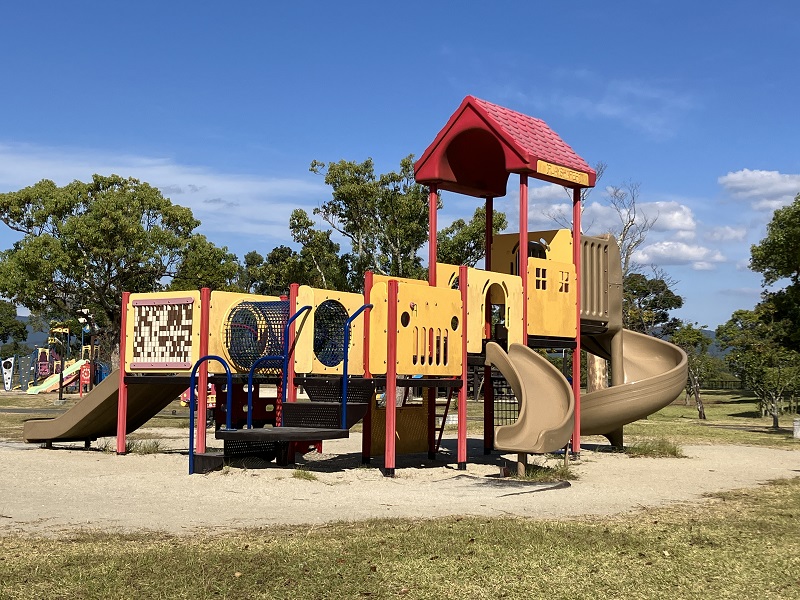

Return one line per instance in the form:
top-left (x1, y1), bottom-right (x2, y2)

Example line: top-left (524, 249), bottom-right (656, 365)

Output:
top-left (536, 159), bottom-right (590, 187)
top-left (368, 280), bottom-right (462, 376)
top-left (526, 258), bottom-right (577, 338)
top-left (435, 263), bottom-right (459, 289)
top-left (207, 291), bottom-right (282, 374)
top-left (372, 273), bottom-right (428, 286)
top-left (293, 286), bottom-right (367, 376)
top-left (490, 229), bottom-right (573, 275)
top-left (125, 290), bottom-right (202, 373)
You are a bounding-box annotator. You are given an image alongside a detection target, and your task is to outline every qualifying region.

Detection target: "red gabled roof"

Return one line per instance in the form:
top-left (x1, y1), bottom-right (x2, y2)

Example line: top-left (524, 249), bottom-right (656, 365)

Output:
top-left (415, 95), bottom-right (595, 198)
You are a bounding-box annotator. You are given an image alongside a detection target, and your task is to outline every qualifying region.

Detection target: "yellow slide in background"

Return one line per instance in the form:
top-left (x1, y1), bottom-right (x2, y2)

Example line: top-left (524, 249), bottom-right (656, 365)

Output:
top-left (26, 359), bottom-right (88, 395)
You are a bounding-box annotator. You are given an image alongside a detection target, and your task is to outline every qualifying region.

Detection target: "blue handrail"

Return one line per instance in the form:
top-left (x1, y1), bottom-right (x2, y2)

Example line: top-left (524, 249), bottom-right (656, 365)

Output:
top-left (341, 303), bottom-right (372, 429)
top-left (246, 305), bottom-right (312, 429)
top-left (188, 355), bottom-right (232, 475)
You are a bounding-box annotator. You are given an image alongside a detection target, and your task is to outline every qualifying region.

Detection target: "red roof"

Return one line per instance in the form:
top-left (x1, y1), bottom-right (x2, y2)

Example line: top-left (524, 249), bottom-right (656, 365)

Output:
top-left (415, 95), bottom-right (595, 197)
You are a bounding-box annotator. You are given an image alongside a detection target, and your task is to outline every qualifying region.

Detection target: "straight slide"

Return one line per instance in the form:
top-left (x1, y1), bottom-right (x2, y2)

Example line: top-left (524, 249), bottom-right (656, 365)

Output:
top-left (26, 359), bottom-right (88, 395)
top-left (23, 370), bottom-right (187, 443)
top-left (485, 342), bottom-right (575, 454)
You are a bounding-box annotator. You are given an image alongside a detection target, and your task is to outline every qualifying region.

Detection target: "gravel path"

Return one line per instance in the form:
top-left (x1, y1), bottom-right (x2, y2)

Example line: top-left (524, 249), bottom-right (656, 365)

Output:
top-left (2, 429), bottom-right (798, 537)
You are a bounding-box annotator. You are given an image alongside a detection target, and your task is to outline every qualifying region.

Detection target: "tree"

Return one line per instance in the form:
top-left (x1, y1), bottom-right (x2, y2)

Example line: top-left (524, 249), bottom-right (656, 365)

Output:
top-left (310, 155), bottom-right (433, 288)
top-left (0, 299), bottom-right (27, 344)
top-left (749, 193), bottom-right (800, 351)
top-left (672, 322), bottom-right (719, 419)
top-left (437, 206), bottom-right (508, 267)
top-left (716, 306), bottom-right (800, 428)
top-left (0, 175), bottom-right (199, 355)
top-left (623, 270), bottom-right (683, 337)
top-left (170, 235), bottom-right (242, 292)
top-left (289, 209), bottom-right (347, 291)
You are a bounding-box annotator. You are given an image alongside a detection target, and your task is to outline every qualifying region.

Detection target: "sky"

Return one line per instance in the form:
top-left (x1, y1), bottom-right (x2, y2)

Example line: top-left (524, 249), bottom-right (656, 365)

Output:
top-left (0, 1), bottom-right (798, 329)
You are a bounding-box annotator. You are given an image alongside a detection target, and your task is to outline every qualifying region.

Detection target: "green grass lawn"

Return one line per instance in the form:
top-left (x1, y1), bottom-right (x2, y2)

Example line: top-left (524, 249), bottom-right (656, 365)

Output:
top-left (2, 478), bottom-right (798, 599)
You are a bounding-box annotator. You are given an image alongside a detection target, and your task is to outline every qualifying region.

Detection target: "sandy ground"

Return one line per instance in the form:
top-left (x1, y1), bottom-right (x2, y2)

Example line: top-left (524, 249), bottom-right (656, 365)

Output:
top-left (1, 427), bottom-right (798, 537)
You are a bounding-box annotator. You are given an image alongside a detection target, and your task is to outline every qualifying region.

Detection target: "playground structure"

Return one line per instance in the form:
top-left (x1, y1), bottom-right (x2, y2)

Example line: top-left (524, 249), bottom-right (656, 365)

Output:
top-left (23, 96), bottom-right (688, 475)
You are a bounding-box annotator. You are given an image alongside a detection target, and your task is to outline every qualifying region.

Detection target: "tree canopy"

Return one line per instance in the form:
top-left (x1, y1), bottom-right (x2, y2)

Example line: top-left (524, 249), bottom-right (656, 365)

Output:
top-left (0, 174), bottom-right (199, 347)
top-left (622, 271), bottom-right (683, 336)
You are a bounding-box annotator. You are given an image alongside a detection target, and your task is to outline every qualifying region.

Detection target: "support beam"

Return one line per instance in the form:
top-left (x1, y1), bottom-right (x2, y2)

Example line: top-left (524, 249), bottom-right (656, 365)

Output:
top-left (195, 287), bottom-right (211, 454)
top-left (572, 188), bottom-right (582, 455)
top-left (519, 175), bottom-right (529, 344)
top-left (116, 292), bottom-right (130, 455)
top-left (428, 186), bottom-right (438, 286)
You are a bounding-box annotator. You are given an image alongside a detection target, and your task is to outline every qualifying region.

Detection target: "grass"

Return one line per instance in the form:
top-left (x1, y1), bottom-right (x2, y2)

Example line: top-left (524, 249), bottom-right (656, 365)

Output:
top-left (623, 390), bottom-right (799, 449)
top-left (291, 466), bottom-right (318, 481)
top-left (624, 437), bottom-right (686, 458)
top-left (510, 460), bottom-right (578, 482)
top-left (1, 477), bottom-right (798, 599)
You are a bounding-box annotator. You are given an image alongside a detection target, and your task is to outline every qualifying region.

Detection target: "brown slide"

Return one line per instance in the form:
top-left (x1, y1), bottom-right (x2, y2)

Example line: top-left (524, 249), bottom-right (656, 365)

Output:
top-left (485, 342), bottom-right (575, 454)
top-left (581, 329), bottom-right (688, 436)
top-left (23, 370), bottom-right (187, 444)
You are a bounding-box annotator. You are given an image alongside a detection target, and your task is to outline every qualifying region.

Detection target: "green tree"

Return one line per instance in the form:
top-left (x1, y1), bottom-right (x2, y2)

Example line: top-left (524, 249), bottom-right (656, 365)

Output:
top-left (623, 271), bottom-right (683, 337)
top-left (671, 322), bottom-right (719, 419)
top-left (0, 175), bottom-right (199, 354)
top-left (310, 155), bottom-right (433, 287)
top-left (289, 209), bottom-right (347, 290)
top-left (716, 306), bottom-right (800, 427)
top-left (170, 235), bottom-right (242, 292)
top-left (0, 300), bottom-right (27, 344)
top-left (749, 193), bottom-right (800, 351)
top-left (438, 206), bottom-right (508, 267)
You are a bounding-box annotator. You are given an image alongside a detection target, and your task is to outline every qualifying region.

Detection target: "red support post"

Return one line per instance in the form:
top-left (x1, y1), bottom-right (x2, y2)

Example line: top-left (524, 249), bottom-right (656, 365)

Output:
top-left (116, 292), bottom-right (130, 455)
top-left (484, 196), bottom-right (494, 454)
top-left (457, 265), bottom-right (468, 469)
top-left (384, 279), bottom-right (399, 476)
top-left (519, 175), bottom-right (529, 344)
top-left (362, 271), bottom-right (373, 464)
top-left (196, 287), bottom-right (211, 454)
top-left (572, 188), bottom-right (582, 456)
top-left (428, 186), bottom-right (438, 286)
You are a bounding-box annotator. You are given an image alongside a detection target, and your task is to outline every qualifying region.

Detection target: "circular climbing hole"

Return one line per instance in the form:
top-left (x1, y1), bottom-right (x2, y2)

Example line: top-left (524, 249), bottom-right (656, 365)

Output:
top-left (314, 299), bottom-right (349, 367)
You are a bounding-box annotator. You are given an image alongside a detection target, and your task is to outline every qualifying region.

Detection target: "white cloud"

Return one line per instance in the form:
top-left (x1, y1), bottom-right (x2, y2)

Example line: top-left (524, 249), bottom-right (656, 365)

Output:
top-left (647, 200), bottom-right (696, 232)
top-left (706, 225), bottom-right (747, 242)
top-left (634, 241), bottom-right (725, 270)
top-left (718, 169), bottom-right (800, 210)
top-left (0, 141), bottom-right (327, 254)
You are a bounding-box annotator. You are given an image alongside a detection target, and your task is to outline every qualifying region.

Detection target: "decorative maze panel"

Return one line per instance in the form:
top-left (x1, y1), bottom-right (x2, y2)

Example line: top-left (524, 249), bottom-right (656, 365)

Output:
top-left (130, 297), bottom-right (195, 369)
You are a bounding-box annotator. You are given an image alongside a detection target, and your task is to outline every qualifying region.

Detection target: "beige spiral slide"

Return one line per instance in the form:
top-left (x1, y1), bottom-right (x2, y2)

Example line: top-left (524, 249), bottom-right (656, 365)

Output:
top-left (485, 329), bottom-right (687, 454)
top-left (581, 329), bottom-right (688, 438)
top-left (485, 342), bottom-right (575, 454)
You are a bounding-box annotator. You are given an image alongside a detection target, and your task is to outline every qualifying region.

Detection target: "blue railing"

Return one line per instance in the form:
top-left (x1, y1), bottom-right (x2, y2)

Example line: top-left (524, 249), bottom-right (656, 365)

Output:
top-left (188, 355), bottom-right (233, 475)
top-left (341, 303), bottom-right (372, 429)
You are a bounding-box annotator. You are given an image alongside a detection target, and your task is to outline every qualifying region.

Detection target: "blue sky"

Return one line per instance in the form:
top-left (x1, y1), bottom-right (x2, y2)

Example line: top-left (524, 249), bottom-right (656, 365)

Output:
top-left (1, 1), bottom-right (798, 329)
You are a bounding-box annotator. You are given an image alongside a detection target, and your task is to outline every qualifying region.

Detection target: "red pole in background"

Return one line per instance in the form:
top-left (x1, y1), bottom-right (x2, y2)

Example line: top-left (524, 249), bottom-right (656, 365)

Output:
top-left (116, 292), bottom-right (130, 454)
top-left (196, 287), bottom-right (211, 454)
top-left (519, 174), bottom-right (529, 345)
top-left (457, 265), bottom-right (468, 469)
top-left (384, 279), bottom-right (399, 477)
top-left (572, 188), bottom-right (582, 456)
top-left (428, 186), bottom-right (438, 286)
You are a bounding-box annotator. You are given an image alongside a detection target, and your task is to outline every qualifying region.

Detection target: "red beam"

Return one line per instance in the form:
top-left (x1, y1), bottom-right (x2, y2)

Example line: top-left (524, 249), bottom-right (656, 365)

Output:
top-left (116, 292), bottom-right (130, 454)
top-left (572, 188), bottom-right (582, 455)
top-left (196, 287), bottom-right (211, 453)
top-left (384, 279), bottom-right (399, 476)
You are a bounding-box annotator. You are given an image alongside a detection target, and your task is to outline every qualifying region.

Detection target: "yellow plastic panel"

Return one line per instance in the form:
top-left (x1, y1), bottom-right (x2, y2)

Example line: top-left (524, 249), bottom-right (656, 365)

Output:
top-left (490, 229), bottom-right (574, 275)
top-left (293, 286), bottom-right (367, 376)
top-left (369, 280), bottom-right (462, 376)
top-left (371, 273), bottom-right (428, 287)
top-left (369, 396), bottom-right (430, 456)
top-left (207, 291), bottom-right (282, 374)
top-left (434, 263), bottom-right (524, 353)
top-left (526, 258), bottom-right (577, 338)
top-left (126, 290), bottom-right (202, 373)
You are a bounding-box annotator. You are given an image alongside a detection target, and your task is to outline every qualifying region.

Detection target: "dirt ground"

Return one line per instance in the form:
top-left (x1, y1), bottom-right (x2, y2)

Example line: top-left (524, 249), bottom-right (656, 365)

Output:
top-left (1, 427), bottom-right (798, 537)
